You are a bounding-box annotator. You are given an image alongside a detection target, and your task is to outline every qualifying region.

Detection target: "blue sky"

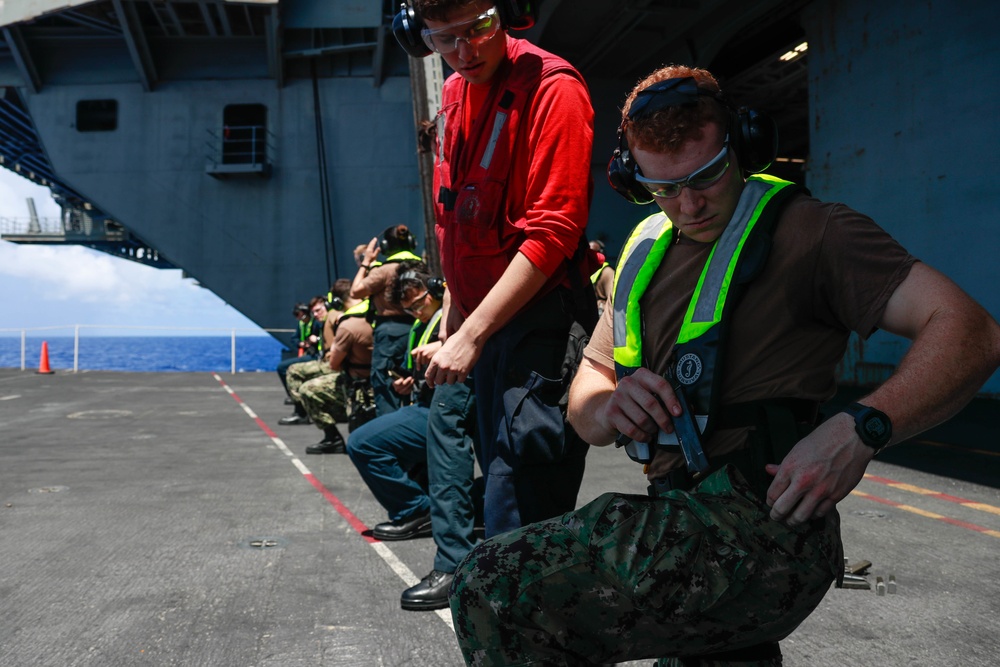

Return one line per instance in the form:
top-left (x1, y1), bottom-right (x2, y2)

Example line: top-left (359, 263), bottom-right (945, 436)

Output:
top-left (0, 168), bottom-right (264, 336)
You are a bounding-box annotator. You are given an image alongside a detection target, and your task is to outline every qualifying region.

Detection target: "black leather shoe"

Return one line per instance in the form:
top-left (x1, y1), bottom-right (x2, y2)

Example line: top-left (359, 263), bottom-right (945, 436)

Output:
top-left (305, 428), bottom-right (345, 455)
top-left (305, 439), bottom-right (345, 455)
top-left (401, 570), bottom-right (454, 611)
top-left (372, 512), bottom-right (432, 541)
top-left (278, 413), bottom-right (311, 426)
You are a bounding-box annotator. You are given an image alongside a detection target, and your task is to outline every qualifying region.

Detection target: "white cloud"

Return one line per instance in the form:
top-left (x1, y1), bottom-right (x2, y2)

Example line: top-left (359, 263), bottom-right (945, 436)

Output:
top-left (0, 168), bottom-right (261, 333)
top-left (0, 242), bottom-right (174, 304)
top-left (0, 168), bottom-right (60, 218)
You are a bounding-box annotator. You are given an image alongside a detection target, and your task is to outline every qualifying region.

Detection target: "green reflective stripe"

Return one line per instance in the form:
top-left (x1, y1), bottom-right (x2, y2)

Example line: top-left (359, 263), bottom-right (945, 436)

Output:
top-left (612, 213), bottom-right (672, 370)
top-left (419, 309), bottom-right (443, 349)
top-left (590, 261), bottom-right (609, 284)
top-left (676, 178), bottom-right (791, 344)
top-left (405, 308), bottom-right (443, 370)
top-left (405, 319), bottom-right (421, 370)
top-left (297, 320), bottom-right (310, 343)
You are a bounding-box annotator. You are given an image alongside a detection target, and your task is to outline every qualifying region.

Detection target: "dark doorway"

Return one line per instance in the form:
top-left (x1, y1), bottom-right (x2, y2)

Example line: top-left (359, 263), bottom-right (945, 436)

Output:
top-left (222, 104), bottom-right (267, 165)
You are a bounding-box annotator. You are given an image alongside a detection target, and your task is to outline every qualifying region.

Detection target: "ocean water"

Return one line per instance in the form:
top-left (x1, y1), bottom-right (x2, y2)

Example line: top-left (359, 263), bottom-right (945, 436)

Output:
top-left (0, 336), bottom-right (288, 373)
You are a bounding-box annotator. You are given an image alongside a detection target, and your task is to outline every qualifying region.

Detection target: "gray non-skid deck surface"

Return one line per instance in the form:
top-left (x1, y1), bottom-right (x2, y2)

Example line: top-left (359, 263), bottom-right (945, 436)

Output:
top-left (1, 369), bottom-right (998, 666)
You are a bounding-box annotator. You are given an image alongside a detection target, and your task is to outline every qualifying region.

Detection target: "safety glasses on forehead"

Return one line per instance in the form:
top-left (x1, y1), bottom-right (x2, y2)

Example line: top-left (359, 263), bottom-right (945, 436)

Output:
top-left (420, 6), bottom-right (500, 54)
top-left (628, 77), bottom-right (712, 120)
top-left (634, 135), bottom-right (731, 199)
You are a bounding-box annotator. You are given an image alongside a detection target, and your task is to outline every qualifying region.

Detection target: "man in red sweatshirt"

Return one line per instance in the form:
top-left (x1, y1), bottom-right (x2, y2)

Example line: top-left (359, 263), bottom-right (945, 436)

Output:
top-left (396, 0), bottom-right (596, 538)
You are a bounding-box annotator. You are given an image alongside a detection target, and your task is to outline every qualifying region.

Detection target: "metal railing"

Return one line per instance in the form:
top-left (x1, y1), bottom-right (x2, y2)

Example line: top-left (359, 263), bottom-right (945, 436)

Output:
top-left (0, 215), bottom-right (63, 235)
top-left (205, 125), bottom-right (276, 170)
top-left (0, 324), bottom-right (294, 375)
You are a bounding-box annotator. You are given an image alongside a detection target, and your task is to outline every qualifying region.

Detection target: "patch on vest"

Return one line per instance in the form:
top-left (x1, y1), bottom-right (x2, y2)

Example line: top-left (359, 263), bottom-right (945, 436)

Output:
top-left (458, 191), bottom-right (481, 222)
top-left (675, 353), bottom-right (703, 385)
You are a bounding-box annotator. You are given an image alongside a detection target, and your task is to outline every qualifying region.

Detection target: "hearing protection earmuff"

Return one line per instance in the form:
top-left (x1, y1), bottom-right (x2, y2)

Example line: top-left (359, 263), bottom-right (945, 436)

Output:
top-left (392, 1), bottom-right (537, 58)
top-left (380, 225), bottom-right (417, 256)
top-left (426, 277), bottom-right (446, 301)
top-left (326, 295), bottom-right (345, 312)
top-left (607, 77), bottom-right (778, 205)
top-left (399, 270), bottom-right (447, 301)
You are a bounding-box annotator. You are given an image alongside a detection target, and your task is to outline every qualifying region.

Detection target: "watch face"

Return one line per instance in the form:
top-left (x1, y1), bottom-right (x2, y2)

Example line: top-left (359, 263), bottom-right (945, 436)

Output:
top-left (863, 415), bottom-right (886, 437)
top-left (861, 414), bottom-right (891, 447)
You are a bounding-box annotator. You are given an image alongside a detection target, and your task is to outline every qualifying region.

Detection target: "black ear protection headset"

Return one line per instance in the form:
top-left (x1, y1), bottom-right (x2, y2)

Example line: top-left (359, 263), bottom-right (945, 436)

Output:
top-left (380, 225), bottom-right (417, 255)
top-left (326, 294), bottom-right (345, 312)
top-left (392, 1), bottom-right (537, 58)
top-left (398, 270), bottom-right (447, 301)
top-left (607, 77), bottom-right (778, 205)
top-left (426, 277), bottom-right (446, 300)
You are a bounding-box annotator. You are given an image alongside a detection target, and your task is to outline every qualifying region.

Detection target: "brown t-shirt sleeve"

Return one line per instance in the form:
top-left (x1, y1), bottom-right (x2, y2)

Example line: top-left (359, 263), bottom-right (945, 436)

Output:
top-left (583, 297), bottom-right (616, 372)
top-left (809, 201), bottom-right (916, 338)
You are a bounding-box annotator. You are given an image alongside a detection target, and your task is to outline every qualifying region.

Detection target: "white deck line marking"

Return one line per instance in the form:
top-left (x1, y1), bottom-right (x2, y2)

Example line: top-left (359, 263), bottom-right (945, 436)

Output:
top-left (1, 394), bottom-right (20, 400)
top-left (214, 373), bottom-right (444, 628)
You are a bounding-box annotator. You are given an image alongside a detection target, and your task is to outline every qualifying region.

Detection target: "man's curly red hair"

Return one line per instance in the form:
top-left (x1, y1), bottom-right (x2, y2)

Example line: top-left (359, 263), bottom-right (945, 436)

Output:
top-left (622, 65), bottom-right (729, 154)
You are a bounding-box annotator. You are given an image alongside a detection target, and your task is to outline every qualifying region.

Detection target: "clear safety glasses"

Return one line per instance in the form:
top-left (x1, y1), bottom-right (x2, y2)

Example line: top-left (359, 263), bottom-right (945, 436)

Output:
top-left (634, 135), bottom-right (731, 199)
top-left (402, 291), bottom-right (429, 315)
top-left (420, 7), bottom-right (500, 55)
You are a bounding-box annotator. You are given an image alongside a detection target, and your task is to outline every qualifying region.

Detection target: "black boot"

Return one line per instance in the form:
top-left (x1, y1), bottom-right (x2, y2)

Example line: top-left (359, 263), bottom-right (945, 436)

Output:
top-left (305, 426), bottom-right (346, 454)
top-left (279, 403), bottom-right (311, 425)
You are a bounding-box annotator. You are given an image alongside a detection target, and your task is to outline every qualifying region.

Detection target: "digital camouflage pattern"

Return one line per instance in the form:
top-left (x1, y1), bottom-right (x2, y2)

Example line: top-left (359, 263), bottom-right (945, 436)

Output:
top-left (286, 359), bottom-right (335, 402)
top-left (449, 465), bottom-right (842, 667)
top-left (299, 371), bottom-right (349, 426)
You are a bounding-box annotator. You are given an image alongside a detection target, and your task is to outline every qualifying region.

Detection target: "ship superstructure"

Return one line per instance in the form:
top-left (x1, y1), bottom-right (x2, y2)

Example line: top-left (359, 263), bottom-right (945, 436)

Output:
top-left (1, 0), bottom-right (997, 391)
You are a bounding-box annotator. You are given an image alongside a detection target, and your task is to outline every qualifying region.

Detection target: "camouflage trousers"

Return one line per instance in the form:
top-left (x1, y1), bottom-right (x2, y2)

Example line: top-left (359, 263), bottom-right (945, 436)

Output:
top-left (286, 359), bottom-right (335, 402)
top-left (449, 465), bottom-right (842, 667)
top-left (299, 371), bottom-right (349, 427)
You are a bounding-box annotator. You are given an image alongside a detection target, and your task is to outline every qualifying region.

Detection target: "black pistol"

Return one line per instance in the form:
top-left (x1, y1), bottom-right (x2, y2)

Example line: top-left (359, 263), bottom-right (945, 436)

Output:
top-left (666, 379), bottom-right (709, 474)
top-left (615, 369), bottom-right (709, 474)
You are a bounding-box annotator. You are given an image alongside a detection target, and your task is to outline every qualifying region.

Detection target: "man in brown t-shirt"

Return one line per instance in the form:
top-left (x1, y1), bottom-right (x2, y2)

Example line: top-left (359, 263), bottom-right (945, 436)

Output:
top-left (350, 225), bottom-right (422, 417)
top-left (448, 64), bottom-right (1000, 667)
top-left (300, 281), bottom-right (374, 455)
top-left (280, 296), bottom-right (336, 426)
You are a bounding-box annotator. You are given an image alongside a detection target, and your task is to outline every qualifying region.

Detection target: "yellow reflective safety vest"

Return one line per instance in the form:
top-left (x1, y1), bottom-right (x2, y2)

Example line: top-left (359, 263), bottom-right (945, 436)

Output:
top-left (406, 308), bottom-right (443, 371)
top-left (611, 174), bottom-right (805, 437)
top-left (384, 250), bottom-right (422, 264)
top-left (590, 261), bottom-right (610, 284)
top-left (332, 299), bottom-right (372, 376)
top-left (334, 299), bottom-right (372, 334)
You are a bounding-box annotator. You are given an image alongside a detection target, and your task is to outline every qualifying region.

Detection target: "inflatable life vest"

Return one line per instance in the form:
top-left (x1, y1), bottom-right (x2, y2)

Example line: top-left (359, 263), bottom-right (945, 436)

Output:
top-left (612, 174), bottom-right (805, 439)
top-left (432, 37), bottom-right (585, 314)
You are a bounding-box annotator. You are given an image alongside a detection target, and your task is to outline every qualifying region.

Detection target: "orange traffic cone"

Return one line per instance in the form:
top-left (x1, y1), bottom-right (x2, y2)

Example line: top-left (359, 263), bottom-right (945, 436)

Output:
top-left (36, 341), bottom-right (55, 375)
